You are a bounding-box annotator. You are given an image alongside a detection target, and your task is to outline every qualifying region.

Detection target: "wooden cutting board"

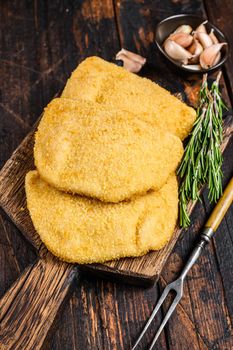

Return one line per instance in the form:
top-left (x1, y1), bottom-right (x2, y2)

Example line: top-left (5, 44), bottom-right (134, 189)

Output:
top-left (0, 106), bottom-right (232, 349)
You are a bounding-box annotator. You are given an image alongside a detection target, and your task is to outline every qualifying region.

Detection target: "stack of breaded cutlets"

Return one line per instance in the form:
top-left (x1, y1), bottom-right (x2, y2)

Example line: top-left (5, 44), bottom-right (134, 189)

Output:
top-left (25, 57), bottom-right (196, 264)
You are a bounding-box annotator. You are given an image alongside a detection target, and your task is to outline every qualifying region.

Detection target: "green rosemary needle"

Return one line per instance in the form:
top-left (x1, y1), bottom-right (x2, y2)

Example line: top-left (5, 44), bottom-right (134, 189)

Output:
top-left (178, 72), bottom-right (225, 228)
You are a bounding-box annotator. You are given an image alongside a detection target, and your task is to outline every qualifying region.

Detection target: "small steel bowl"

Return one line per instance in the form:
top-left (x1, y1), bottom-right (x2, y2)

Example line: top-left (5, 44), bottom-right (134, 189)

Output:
top-left (155, 14), bottom-right (229, 73)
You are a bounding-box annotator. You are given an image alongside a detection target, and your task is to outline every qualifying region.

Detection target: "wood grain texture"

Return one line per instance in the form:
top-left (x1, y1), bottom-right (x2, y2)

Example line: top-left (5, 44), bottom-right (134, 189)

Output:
top-left (205, 0), bottom-right (233, 106)
top-left (0, 251), bottom-right (77, 350)
top-left (0, 0), bottom-right (233, 349)
top-left (0, 208), bottom-right (37, 299)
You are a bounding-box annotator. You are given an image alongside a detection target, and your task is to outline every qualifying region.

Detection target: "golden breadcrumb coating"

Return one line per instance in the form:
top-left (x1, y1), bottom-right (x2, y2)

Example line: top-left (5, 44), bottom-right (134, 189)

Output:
top-left (62, 56), bottom-right (196, 140)
top-left (34, 98), bottom-right (183, 202)
top-left (25, 171), bottom-right (178, 264)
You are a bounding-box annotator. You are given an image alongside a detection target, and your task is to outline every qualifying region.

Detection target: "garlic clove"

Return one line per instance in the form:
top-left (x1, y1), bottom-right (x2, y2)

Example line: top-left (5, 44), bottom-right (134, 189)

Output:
top-left (188, 41), bottom-right (197, 55)
top-left (188, 39), bottom-right (202, 54)
top-left (213, 52), bottom-right (221, 66)
top-left (169, 33), bottom-right (193, 48)
top-left (209, 29), bottom-right (219, 44)
top-left (115, 52), bottom-right (143, 73)
top-left (173, 24), bottom-right (193, 34)
top-left (182, 64), bottom-right (201, 71)
top-left (116, 48), bottom-right (146, 65)
top-left (195, 32), bottom-right (213, 49)
top-left (199, 43), bottom-right (227, 69)
top-left (164, 39), bottom-right (193, 64)
top-left (188, 39), bottom-right (203, 63)
top-left (195, 20), bottom-right (208, 34)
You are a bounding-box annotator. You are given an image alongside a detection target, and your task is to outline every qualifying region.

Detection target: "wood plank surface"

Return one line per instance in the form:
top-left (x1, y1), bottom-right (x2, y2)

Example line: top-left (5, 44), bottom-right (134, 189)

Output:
top-left (0, 0), bottom-right (232, 349)
top-left (205, 0), bottom-right (233, 106)
top-left (0, 251), bottom-right (77, 350)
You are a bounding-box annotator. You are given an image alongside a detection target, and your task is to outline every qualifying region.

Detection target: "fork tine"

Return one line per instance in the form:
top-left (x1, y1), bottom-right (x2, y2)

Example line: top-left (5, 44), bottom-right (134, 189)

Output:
top-left (131, 284), bottom-right (173, 350)
top-left (148, 293), bottom-right (181, 350)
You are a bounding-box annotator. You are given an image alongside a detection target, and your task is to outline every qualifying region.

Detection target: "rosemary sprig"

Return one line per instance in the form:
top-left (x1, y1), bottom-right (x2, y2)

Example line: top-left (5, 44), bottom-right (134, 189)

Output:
top-left (178, 72), bottom-right (225, 228)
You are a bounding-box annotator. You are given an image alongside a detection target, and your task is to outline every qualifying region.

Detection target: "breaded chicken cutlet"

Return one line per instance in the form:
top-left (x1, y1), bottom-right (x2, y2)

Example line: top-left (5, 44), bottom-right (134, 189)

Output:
top-left (62, 56), bottom-right (196, 140)
top-left (34, 98), bottom-right (183, 202)
top-left (25, 171), bottom-right (178, 264)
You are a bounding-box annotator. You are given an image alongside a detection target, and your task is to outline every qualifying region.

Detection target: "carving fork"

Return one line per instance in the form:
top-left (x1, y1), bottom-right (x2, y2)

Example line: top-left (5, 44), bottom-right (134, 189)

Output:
top-left (132, 177), bottom-right (233, 350)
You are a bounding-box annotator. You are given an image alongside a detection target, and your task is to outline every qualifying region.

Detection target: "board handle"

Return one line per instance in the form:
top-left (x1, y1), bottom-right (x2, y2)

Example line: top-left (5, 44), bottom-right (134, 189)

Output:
top-left (0, 250), bottom-right (78, 350)
top-left (205, 177), bottom-right (233, 232)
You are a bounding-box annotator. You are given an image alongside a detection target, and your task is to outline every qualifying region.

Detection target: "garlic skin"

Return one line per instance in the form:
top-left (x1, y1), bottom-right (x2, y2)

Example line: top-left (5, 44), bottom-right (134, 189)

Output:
top-left (209, 29), bottom-right (219, 44)
top-left (199, 43), bottom-right (227, 69)
top-left (164, 39), bottom-right (192, 64)
top-left (169, 33), bottom-right (193, 48)
top-left (188, 39), bottom-right (203, 63)
top-left (115, 49), bottom-right (146, 73)
top-left (195, 20), bottom-right (208, 34)
top-left (195, 32), bottom-right (213, 49)
top-left (116, 48), bottom-right (146, 65)
top-left (173, 24), bottom-right (193, 34)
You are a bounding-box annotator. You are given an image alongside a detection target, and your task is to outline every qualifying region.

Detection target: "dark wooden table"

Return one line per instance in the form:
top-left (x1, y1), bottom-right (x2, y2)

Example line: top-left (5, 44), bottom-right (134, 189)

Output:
top-left (0, 1), bottom-right (232, 349)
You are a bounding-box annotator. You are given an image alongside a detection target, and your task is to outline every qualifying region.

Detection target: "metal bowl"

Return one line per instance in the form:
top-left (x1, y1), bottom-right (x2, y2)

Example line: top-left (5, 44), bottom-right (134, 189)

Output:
top-left (155, 14), bottom-right (229, 73)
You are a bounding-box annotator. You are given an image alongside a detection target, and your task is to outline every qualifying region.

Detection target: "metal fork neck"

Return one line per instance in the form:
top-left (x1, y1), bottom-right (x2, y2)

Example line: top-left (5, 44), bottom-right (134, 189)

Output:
top-left (179, 227), bottom-right (214, 281)
top-left (200, 226), bottom-right (215, 241)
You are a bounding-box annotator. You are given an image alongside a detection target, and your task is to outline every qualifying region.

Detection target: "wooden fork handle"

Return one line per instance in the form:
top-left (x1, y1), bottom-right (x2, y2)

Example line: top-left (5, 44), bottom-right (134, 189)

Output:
top-left (205, 177), bottom-right (233, 232)
top-left (0, 251), bottom-right (78, 350)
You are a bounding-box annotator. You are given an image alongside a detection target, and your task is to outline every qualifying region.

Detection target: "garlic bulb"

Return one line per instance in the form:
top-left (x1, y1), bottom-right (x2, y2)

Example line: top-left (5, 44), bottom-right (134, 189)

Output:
top-left (209, 29), bottom-right (219, 44)
top-left (195, 20), bottom-right (208, 34)
top-left (195, 32), bottom-right (213, 49)
top-left (173, 24), bottom-right (193, 34)
top-left (199, 43), bottom-right (227, 69)
top-left (169, 33), bottom-right (193, 48)
top-left (115, 49), bottom-right (146, 73)
top-left (164, 39), bottom-right (192, 64)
